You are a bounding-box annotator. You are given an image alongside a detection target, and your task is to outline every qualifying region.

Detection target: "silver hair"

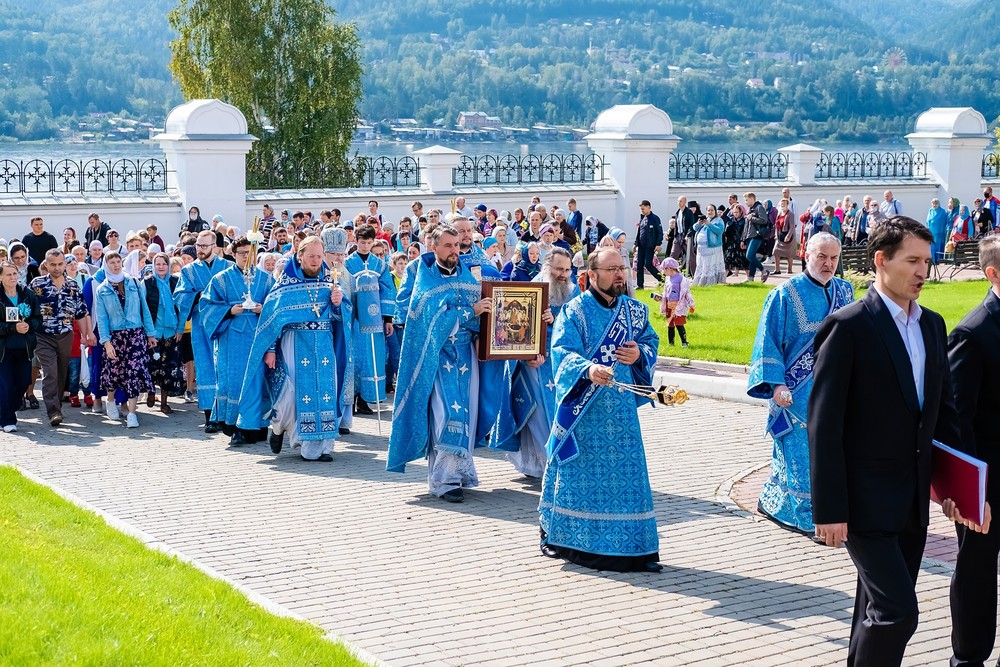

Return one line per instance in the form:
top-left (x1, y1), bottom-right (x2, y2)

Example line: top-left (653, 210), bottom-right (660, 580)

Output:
top-left (806, 232), bottom-right (841, 255)
top-left (979, 235), bottom-right (1000, 275)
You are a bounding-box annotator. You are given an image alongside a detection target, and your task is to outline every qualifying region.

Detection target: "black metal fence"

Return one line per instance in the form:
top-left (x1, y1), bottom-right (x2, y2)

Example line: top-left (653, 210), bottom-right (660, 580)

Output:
top-left (246, 155), bottom-right (420, 190)
top-left (984, 153), bottom-right (1000, 180)
top-left (669, 152), bottom-right (787, 180)
top-left (815, 151), bottom-right (927, 179)
top-left (0, 158), bottom-right (168, 194)
top-left (451, 153), bottom-right (605, 186)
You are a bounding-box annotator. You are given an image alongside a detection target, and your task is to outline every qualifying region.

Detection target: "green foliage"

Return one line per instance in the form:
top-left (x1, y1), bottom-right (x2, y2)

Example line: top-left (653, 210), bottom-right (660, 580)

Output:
top-left (169, 0), bottom-right (363, 168)
top-left (0, 465), bottom-right (366, 666)
top-left (0, 0), bottom-right (997, 142)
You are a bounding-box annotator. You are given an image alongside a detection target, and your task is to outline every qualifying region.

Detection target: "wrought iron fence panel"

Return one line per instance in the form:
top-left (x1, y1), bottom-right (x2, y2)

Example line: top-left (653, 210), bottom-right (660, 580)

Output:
top-left (668, 152), bottom-right (786, 180)
top-left (451, 153), bottom-right (604, 186)
top-left (0, 158), bottom-right (168, 194)
top-left (984, 154), bottom-right (1000, 179)
top-left (246, 155), bottom-right (419, 190)
top-left (815, 151), bottom-right (927, 179)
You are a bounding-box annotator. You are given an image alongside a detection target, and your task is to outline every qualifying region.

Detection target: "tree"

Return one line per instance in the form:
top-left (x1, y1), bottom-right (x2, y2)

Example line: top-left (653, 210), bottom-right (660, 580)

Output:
top-left (168, 0), bottom-right (363, 177)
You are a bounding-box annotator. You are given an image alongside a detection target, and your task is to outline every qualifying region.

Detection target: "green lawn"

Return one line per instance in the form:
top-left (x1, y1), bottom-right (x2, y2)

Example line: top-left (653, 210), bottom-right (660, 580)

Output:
top-left (0, 466), bottom-right (366, 667)
top-left (647, 278), bottom-right (991, 365)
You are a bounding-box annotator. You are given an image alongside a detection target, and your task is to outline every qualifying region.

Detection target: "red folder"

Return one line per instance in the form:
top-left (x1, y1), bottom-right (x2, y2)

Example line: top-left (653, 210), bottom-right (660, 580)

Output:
top-left (930, 440), bottom-right (988, 526)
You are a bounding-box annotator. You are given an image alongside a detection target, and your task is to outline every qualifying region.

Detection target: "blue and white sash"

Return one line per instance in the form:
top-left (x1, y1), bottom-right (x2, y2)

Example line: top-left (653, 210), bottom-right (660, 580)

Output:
top-left (546, 299), bottom-right (634, 464)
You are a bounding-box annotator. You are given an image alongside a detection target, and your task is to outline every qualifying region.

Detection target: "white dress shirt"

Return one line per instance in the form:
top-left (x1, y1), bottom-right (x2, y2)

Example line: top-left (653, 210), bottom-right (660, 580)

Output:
top-left (874, 287), bottom-right (925, 409)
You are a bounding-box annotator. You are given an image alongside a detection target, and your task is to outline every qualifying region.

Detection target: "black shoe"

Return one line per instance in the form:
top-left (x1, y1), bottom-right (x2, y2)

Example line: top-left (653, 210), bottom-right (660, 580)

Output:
top-left (354, 396), bottom-right (374, 415)
top-left (540, 544), bottom-right (561, 559)
top-left (229, 431), bottom-right (248, 447)
top-left (220, 423), bottom-right (235, 436)
top-left (204, 422), bottom-right (219, 434)
top-left (339, 427), bottom-right (351, 435)
top-left (269, 429), bottom-right (283, 454)
top-left (27, 395), bottom-right (39, 409)
top-left (49, 413), bottom-right (63, 427)
top-left (643, 561), bottom-right (664, 573)
top-left (440, 488), bottom-right (464, 503)
top-left (317, 453), bottom-right (333, 462)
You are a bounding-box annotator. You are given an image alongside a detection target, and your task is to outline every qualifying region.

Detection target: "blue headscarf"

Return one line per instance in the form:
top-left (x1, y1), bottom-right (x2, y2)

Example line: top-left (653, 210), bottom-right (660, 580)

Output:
top-left (152, 255), bottom-right (178, 334)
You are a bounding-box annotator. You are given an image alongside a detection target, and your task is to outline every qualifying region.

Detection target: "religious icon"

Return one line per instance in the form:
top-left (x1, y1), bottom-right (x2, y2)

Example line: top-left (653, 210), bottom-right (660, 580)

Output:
top-left (477, 281), bottom-right (548, 361)
top-left (5, 306), bottom-right (19, 322)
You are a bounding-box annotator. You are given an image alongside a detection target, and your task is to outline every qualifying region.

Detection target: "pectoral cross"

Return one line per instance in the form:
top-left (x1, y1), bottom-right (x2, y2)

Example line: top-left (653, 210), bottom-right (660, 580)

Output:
top-left (312, 303), bottom-right (322, 317)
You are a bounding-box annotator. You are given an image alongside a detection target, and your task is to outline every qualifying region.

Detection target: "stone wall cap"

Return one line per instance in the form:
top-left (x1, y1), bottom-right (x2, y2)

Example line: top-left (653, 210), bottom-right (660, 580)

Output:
top-left (778, 143), bottom-right (823, 152)
top-left (591, 104), bottom-right (676, 138)
top-left (162, 99), bottom-right (251, 137)
top-left (413, 145), bottom-right (463, 155)
top-left (910, 107), bottom-right (989, 137)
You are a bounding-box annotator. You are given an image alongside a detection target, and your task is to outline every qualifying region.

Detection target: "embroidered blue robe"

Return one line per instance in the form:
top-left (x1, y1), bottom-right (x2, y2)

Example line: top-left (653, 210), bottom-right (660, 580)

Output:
top-left (344, 252), bottom-right (396, 403)
top-left (538, 291), bottom-right (660, 558)
top-left (236, 258), bottom-right (350, 441)
top-left (748, 273), bottom-right (854, 532)
top-left (173, 257), bottom-right (233, 410)
top-left (201, 264), bottom-right (274, 428)
top-left (490, 285), bottom-right (579, 479)
top-left (387, 255), bottom-right (488, 473)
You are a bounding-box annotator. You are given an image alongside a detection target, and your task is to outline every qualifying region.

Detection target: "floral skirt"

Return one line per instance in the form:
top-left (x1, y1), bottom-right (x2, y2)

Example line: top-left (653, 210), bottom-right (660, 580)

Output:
top-left (100, 327), bottom-right (154, 398)
top-left (148, 336), bottom-right (184, 394)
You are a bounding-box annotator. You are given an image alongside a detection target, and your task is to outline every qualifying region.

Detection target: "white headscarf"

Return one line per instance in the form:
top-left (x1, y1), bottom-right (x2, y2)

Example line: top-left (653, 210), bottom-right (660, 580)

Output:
top-left (123, 249), bottom-right (145, 279)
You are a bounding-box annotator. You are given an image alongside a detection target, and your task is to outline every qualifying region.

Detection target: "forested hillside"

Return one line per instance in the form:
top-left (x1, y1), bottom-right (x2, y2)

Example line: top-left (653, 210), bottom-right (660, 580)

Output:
top-left (0, 0), bottom-right (995, 142)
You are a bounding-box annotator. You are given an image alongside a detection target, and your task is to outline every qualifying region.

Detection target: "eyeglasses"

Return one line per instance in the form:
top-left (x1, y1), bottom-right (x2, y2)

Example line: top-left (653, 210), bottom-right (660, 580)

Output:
top-left (593, 266), bottom-right (627, 273)
top-left (195, 243), bottom-right (214, 249)
top-left (234, 250), bottom-right (251, 257)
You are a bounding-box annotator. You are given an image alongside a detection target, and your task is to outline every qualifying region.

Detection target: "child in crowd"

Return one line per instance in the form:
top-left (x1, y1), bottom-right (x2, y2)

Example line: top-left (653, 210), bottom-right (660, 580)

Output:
top-left (657, 257), bottom-right (694, 348)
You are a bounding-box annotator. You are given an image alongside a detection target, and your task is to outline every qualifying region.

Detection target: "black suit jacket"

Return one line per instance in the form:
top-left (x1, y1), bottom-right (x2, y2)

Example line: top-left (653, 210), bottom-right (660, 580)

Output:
top-left (809, 288), bottom-right (960, 533)
top-left (948, 290), bottom-right (1000, 501)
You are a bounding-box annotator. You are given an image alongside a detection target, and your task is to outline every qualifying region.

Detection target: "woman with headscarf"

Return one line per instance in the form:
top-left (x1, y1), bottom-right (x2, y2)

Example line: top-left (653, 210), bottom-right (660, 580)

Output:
top-left (691, 205), bottom-right (726, 286)
top-left (492, 226), bottom-right (515, 266)
top-left (926, 198), bottom-right (950, 262)
top-left (772, 198), bottom-right (797, 276)
top-left (602, 228), bottom-right (636, 297)
top-left (723, 205), bottom-right (747, 278)
top-left (0, 260), bottom-right (42, 432)
top-left (143, 252), bottom-right (184, 414)
top-left (510, 242), bottom-right (542, 281)
top-left (122, 248), bottom-right (148, 280)
top-left (93, 251), bottom-right (156, 428)
top-left (951, 205), bottom-right (974, 242)
top-left (181, 206), bottom-right (210, 236)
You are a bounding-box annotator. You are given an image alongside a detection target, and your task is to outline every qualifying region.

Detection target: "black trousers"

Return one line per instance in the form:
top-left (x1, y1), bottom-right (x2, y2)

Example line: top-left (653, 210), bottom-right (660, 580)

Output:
top-left (0, 348), bottom-right (32, 427)
top-left (845, 515), bottom-right (927, 667)
top-left (635, 244), bottom-right (662, 289)
top-left (950, 518), bottom-right (1000, 666)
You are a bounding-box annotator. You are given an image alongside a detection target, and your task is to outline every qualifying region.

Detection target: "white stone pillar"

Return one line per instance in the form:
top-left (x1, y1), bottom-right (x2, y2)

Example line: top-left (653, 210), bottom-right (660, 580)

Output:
top-left (585, 105), bottom-right (679, 237)
top-left (155, 99), bottom-right (257, 236)
top-left (414, 145), bottom-right (464, 195)
top-left (779, 143), bottom-right (823, 186)
top-left (906, 107), bottom-right (991, 207)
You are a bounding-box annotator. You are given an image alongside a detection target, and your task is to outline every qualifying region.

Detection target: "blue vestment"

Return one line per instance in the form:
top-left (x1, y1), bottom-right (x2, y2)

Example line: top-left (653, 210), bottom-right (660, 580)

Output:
top-left (490, 284), bottom-right (579, 478)
top-left (538, 291), bottom-right (660, 559)
top-left (344, 252), bottom-right (396, 404)
top-left (201, 264), bottom-right (274, 428)
top-left (747, 273), bottom-right (854, 532)
top-left (173, 257), bottom-right (233, 410)
top-left (236, 258), bottom-right (350, 452)
top-left (387, 255), bottom-right (488, 473)
top-left (926, 206), bottom-right (950, 262)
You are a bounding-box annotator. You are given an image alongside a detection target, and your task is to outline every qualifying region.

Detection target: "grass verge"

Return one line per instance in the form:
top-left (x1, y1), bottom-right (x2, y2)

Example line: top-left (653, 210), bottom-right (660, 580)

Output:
top-left (646, 278), bottom-right (990, 365)
top-left (0, 465), bottom-right (366, 666)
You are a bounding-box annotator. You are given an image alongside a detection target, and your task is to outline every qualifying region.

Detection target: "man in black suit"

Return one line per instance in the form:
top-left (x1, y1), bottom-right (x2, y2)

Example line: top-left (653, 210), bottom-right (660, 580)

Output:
top-left (633, 200), bottom-right (662, 291)
top-left (808, 216), bottom-right (977, 666)
top-left (946, 234), bottom-right (1000, 667)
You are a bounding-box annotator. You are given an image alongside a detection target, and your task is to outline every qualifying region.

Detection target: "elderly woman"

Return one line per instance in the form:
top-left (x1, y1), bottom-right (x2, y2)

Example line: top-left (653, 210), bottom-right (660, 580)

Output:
top-left (0, 261), bottom-right (42, 432)
top-left (143, 253), bottom-right (184, 413)
top-left (93, 251), bottom-right (157, 428)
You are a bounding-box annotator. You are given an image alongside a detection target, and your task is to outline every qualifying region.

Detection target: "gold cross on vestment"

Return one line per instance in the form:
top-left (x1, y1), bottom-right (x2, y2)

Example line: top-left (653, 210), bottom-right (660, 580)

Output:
top-left (312, 303), bottom-right (322, 318)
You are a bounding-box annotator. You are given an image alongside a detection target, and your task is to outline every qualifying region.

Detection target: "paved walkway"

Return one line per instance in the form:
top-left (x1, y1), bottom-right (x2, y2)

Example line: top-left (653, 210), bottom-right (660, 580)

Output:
top-left (2, 391), bottom-right (994, 666)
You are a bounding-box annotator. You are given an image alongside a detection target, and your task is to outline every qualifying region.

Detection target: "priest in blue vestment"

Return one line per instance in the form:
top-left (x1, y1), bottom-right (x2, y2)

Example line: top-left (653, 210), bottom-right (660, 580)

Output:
top-left (201, 236), bottom-right (274, 445)
top-left (321, 226), bottom-right (355, 436)
top-left (343, 224), bottom-right (396, 416)
top-left (387, 226), bottom-right (495, 502)
top-left (748, 232), bottom-right (854, 534)
top-left (491, 247), bottom-right (578, 478)
top-left (173, 230), bottom-right (233, 432)
top-left (237, 237), bottom-right (349, 462)
top-left (538, 247), bottom-right (662, 573)
top-left (453, 216), bottom-right (502, 280)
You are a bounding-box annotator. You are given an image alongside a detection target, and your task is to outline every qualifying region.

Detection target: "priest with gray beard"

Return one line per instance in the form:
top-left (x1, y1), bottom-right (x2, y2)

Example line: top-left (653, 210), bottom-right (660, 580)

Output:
top-left (490, 247), bottom-right (579, 478)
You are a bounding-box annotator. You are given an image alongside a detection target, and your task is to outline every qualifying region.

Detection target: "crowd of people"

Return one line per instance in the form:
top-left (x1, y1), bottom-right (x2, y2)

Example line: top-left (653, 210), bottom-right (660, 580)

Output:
top-left (4, 187), bottom-right (1000, 662)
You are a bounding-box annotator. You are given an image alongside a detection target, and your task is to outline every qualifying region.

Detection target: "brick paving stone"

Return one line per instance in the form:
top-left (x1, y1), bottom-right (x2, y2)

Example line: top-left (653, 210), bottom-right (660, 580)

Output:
top-left (3, 393), bottom-right (999, 666)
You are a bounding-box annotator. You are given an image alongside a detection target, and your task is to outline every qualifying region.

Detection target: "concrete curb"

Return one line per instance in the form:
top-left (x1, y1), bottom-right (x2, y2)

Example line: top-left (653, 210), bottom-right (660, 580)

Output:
top-left (5, 463), bottom-right (385, 667)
